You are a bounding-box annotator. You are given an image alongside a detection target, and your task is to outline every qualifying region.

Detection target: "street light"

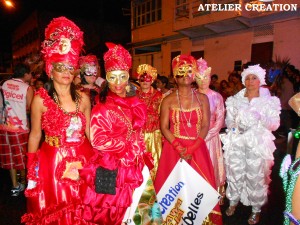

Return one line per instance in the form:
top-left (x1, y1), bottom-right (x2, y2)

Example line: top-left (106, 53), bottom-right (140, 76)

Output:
top-left (3, 0), bottom-right (14, 8)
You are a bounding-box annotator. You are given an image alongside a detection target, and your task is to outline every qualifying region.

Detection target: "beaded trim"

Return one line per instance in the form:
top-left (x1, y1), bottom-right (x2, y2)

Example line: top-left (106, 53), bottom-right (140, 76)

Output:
top-left (280, 155), bottom-right (300, 225)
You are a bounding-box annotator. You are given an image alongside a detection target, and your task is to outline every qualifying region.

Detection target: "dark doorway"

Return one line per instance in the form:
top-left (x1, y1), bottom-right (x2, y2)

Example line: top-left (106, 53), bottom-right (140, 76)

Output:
top-left (251, 42), bottom-right (273, 67)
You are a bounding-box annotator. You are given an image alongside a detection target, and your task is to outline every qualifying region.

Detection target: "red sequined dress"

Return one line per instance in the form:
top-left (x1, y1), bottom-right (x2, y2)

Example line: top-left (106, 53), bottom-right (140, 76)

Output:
top-left (154, 106), bottom-right (223, 225)
top-left (78, 91), bottom-right (148, 225)
top-left (21, 88), bottom-right (94, 225)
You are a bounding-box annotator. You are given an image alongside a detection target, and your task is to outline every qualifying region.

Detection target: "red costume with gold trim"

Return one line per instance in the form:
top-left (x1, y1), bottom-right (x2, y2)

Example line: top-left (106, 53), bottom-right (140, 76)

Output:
top-left (21, 88), bottom-right (94, 225)
top-left (154, 107), bottom-right (223, 225)
top-left (79, 91), bottom-right (147, 225)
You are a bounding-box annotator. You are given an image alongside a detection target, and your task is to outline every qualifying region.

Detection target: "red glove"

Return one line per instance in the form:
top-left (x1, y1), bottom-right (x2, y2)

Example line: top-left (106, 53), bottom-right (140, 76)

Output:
top-left (171, 138), bottom-right (187, 158)
top-left (184, 137), bottom-right (204, 159)
top-left (143, 152), bottom-right (154, 171)
top-left (26, 152), bottom-right (39, 182)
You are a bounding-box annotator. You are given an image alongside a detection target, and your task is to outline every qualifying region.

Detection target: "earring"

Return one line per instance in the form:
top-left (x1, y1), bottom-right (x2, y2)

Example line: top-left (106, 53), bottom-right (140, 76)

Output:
top-left (50, 76), bottom-right (53, 80)
top-left (126, 83), bottom-right (131, 93)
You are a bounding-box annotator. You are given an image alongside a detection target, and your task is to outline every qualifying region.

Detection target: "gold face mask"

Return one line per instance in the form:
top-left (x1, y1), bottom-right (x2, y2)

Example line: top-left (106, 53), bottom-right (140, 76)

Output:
top-left (175, 65), bottom-right (194, 78)
top-left (106, 70), bottom-right (129, 85)
top-left (52, 62), bottom-right (75, 75)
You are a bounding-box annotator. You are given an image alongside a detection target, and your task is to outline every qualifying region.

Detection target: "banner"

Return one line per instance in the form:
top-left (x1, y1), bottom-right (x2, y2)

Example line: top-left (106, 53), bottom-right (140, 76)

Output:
top-left (122, 166), bottom-right (151, 224)
top-left (156, 159), bottom-right (220, 225)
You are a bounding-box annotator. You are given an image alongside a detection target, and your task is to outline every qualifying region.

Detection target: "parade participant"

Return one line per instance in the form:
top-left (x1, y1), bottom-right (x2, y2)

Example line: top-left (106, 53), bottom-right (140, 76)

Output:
top-left (221, 64), bottom-right (281, 225)
top-left (21, 17), bottom-right (94, 225)
top-left (154, 54), bottom-right (223, 225)
top-left (195, 58), bottom-right (226, 205)
top-left (135, 64), bottom-right (163, 224)
top-left (79, 42), bottom-right (151, 225)
top-left (136, 64), bottom-right (162, 179)
top-left (0, 63), bottom-right (33, 196)
top-left (280, 92), bottom-right (300, 225)
top-left (78, 54), bottom-right (101, 108)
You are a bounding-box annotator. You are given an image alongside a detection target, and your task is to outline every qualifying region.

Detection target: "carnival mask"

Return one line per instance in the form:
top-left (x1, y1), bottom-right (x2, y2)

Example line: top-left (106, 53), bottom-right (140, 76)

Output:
top-left (106, 70), bottom-right (129, 85)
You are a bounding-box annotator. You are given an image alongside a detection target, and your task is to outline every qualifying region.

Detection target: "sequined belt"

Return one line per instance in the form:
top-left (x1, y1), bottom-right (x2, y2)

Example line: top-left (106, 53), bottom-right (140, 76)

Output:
top-left (45, 135), bottom-right (61, 147)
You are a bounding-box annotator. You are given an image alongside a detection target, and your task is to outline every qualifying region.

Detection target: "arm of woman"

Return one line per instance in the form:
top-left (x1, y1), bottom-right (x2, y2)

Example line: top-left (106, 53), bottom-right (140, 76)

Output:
top-left (198, 93), bottom-right (210, 139)
top-left (80, 92), bottom-right (91, 141)
top-left (160, 96), bottom-right (175, 143)
top-left (28, 95), bottom-right (44, 153)
top-left (205, 93), bottom-right (225, 141)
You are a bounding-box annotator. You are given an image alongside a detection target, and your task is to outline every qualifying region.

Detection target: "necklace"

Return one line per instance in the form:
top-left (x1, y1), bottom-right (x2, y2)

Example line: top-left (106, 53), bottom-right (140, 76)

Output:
top-left (53, 93), bottom-right (79, 116)
top-left (176, 89), bottom-right (193, 128)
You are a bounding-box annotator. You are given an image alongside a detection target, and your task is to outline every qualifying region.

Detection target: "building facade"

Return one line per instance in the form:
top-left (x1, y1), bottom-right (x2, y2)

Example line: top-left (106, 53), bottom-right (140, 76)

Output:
top-left (130, 0), bottom-right (300, 80)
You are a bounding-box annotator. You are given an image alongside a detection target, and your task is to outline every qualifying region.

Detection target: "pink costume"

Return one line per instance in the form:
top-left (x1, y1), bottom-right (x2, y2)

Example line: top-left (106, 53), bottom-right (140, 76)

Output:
top-left (21, 88), bottom-right (94, 225)
top-left (205, 89), bottom-right (226, 188)
top-left (79, 91), bottom-right (148, 225)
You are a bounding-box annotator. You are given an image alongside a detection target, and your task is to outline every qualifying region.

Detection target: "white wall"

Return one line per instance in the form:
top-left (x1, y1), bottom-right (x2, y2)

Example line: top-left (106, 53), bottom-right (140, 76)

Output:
top-left (273, 18), bottom-right (300, 69)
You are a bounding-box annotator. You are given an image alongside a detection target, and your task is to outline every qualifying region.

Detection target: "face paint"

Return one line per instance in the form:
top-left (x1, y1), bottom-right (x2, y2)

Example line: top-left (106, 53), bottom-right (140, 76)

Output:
top-left (106, 70), bottom-right (129, 85)
top-left (139, 73), bottom-right (153, 82)
top-left (52, 62), bottom-right (75, 75)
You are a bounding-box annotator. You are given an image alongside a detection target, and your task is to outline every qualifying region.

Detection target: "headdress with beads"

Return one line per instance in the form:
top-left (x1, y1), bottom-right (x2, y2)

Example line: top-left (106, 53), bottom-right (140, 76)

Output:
top-left (172, 54), bottom-right (197, 78)
top-left (103, 42), bottom-right (132, 72)
top-left (136, 64), bottom-right (157, 81)
top-left (241, 64), bottom-right (266, 86)
top-left (79, 55), bottom-right (99, 76)
top-left (41, 16), bottom-right (84, 76)
top-left (195, 58), bottom-right (211, 79)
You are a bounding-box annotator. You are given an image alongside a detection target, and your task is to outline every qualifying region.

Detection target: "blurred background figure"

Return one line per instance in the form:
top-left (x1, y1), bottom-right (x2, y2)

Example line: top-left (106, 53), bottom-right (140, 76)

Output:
top-left (78, 55), bottom-right (101, 108)
top-left (156, 74), bottom-right (172, 98)
top-left (195, 58), bottom-right (226, 205)
top-left (219, 79), bottom-right (234, 103)
top-left (0, 63), bottom-right (33, 197)
top-left (210, 74), bottom-right (220, 92)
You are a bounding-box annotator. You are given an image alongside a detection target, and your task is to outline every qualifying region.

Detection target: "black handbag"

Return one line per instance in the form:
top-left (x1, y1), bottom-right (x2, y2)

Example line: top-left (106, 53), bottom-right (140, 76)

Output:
top-left (95, 166), bottom-right (118, 195)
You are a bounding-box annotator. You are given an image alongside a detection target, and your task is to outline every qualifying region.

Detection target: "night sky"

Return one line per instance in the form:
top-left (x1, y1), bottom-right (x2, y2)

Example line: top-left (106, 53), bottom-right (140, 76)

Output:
top-left (0, 0), bottom-right (131, 51)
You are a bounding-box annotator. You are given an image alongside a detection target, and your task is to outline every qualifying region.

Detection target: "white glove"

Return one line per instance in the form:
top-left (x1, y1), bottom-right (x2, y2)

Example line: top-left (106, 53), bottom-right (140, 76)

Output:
top-left (27, 180), bottom-right (37, 189)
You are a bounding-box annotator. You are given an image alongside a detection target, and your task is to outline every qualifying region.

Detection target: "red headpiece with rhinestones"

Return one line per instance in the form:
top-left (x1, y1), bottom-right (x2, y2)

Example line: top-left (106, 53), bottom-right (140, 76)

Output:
top-left (41, 16), bottom-right (84, 75)
top-left (103, 42), bottom-right (132, 72)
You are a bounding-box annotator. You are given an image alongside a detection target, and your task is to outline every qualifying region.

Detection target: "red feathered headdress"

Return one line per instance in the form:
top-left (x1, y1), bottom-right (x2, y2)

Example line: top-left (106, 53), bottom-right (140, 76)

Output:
top-left (41, 17), bottom-right (84, 75)
top-left (103, 42), bottom-right (132, 72)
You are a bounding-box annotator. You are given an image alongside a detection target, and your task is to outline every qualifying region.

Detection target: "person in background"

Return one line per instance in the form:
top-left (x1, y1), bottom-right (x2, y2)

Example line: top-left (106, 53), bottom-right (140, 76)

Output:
top-left (136, 64), bottom-right (162, 180)
top-left (135, 64), bottom-right (163, 224)
top-left (280, 92), bottom-right (300, 225)
top-left (219, 79), bottom-right (234, 102)
top-left (230, 71), bottom-right (244, 95)
top-left (155, 54), bottom-right (223, 225)
top-left (221, 65), bottom-right (281, 225)
top-left (156, 75), bottom-right (172, 98)
top-left (21, 17), bottom-right (94, 225)
top-left (0, 63), bottom-right (33, 197)
top-left (78, 55), bottom-right (101, 108)
top-left (210, 74), bottom-right (220, 92)
top-left (34, 77), bottom-right (48, 91)
top-left (195, 58), bottom-right (226, 205)
top-left (79, 42), bottom-right (152, 225)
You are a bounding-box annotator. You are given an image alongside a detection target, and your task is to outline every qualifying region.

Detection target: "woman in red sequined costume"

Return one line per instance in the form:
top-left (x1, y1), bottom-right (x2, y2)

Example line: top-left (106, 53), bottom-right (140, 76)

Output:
top-left (21, 17), bottom-right (94, 225)
top-left (79, 43), bottom-right (151, 225)
top-left (154, 55), bottom-right (223, 225)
